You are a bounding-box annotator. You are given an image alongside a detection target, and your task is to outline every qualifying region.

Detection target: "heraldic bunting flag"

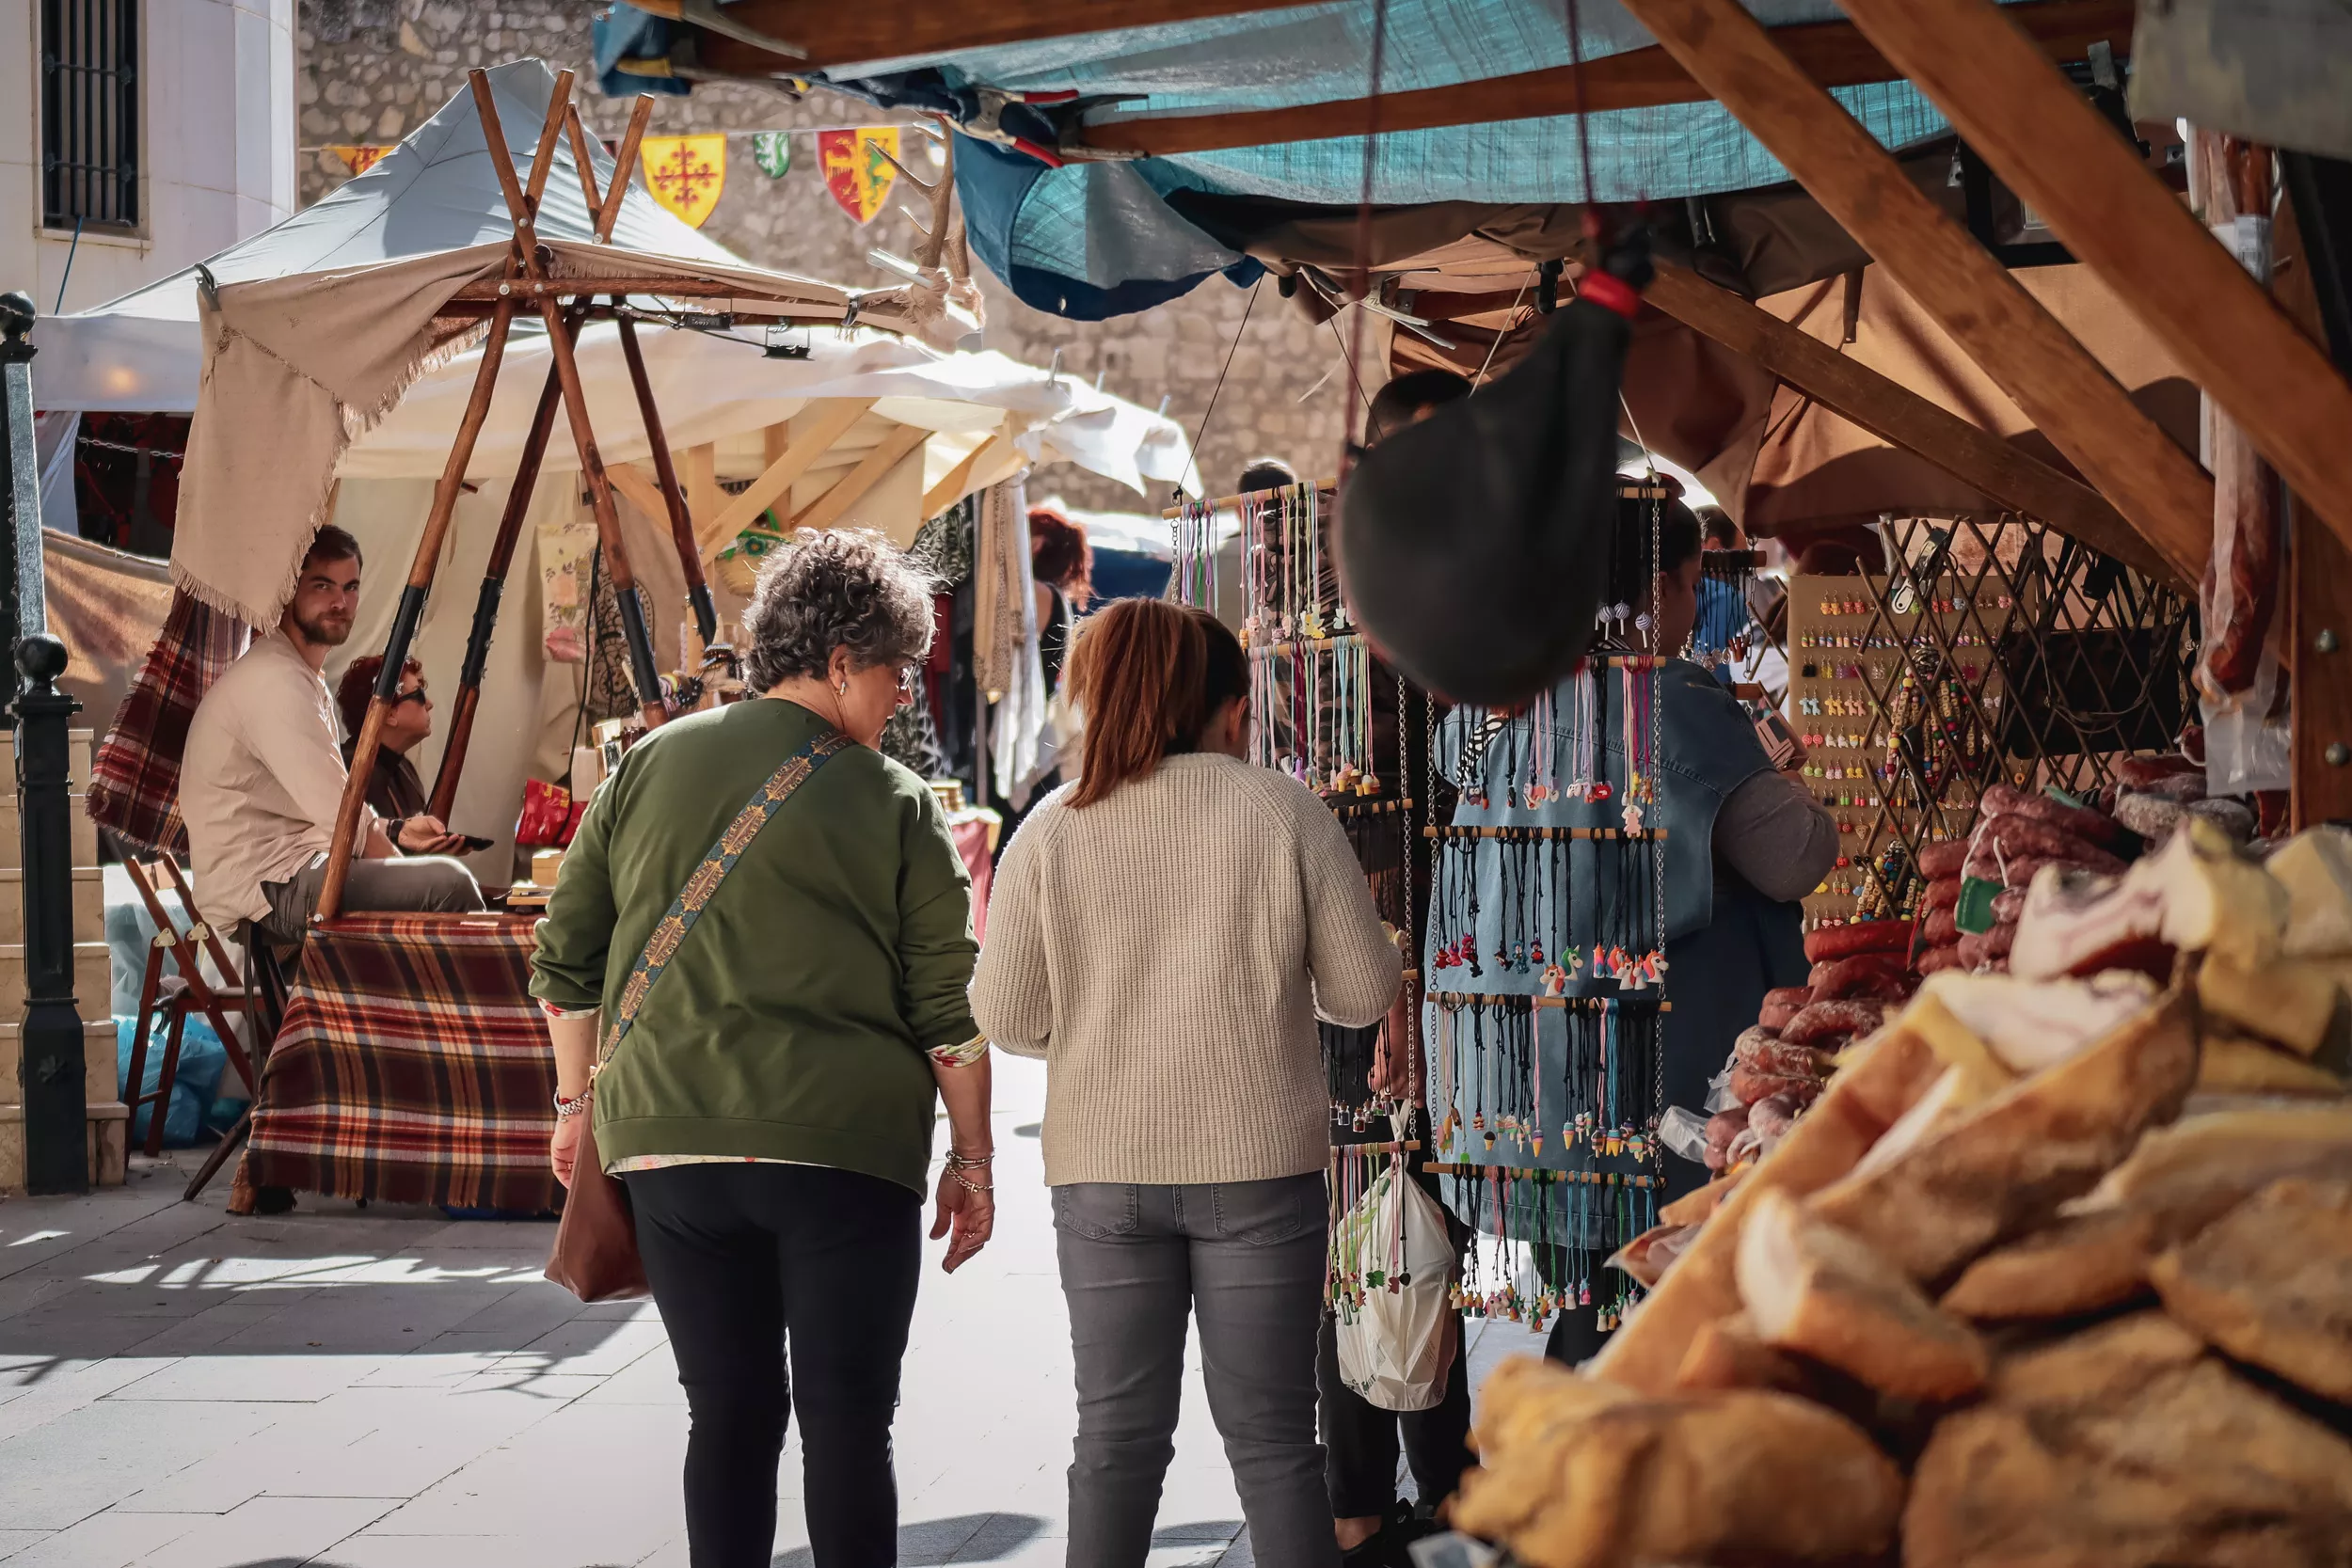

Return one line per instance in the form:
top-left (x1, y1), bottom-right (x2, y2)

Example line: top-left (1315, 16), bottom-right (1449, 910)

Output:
top-left (643, 135), bottom-right (727, 228)
top-left (818, 127), bottom-right (899, 225)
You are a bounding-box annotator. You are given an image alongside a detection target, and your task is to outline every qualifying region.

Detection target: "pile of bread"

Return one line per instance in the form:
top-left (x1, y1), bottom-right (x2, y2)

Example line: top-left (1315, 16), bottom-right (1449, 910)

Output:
top-left (1454, 820), bottom-right (2352, 1567)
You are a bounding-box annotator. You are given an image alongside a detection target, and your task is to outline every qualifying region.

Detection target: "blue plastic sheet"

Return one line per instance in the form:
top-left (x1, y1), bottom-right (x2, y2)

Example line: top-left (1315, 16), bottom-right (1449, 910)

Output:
top-left (117, 1013), bottom-right (245, 1148)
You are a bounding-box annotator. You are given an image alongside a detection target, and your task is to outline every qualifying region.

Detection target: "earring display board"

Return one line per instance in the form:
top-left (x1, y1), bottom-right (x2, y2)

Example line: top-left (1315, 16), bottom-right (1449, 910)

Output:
top-left (1787, 569), bottom-right (2035, 931)
top-left (1782, 510), bottom-right (2198, 938)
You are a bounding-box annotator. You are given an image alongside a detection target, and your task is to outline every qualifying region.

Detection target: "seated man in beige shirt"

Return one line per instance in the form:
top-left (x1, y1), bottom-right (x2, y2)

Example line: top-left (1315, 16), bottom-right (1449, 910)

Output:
top-left (182, 525), bottom-right (485, 945)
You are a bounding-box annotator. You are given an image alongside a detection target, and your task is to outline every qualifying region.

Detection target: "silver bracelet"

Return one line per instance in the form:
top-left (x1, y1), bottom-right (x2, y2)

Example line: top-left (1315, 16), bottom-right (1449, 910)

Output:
top-left (552, 1087), bottom-right (592, 1120)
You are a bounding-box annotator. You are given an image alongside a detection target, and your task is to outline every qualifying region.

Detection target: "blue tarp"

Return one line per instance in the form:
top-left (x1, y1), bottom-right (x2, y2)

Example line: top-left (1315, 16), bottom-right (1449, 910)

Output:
top-left (597, 1), bottom-right (2049, 316)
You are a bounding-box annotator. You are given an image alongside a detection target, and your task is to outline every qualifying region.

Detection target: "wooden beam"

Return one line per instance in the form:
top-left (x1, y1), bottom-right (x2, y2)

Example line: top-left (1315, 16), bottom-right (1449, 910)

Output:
top-left (1078, 0), bottom-right (2132, 158)
top-left (606, 460), bottom-right (670, 524)
top-left (682, 444), bottom-right (723, 533)
top-left (920, 431), bottom-right (1013, 521)
top-left (669, 0), bottom-right (1322, 73)
top-left (693, 399), bottom-right (877, 560)
top-left (792, 425), bottom-right (931, 533)
top-left (1831, 0), bottom-right (2352, 559)
top-left (1617, 0), bottom-right (2211, 581)
top-left (1645, 261), bottom-right (2169, 580)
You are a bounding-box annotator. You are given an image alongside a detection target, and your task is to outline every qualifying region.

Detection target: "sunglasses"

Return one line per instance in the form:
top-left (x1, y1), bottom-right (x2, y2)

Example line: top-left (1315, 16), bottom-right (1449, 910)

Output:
top-left (391, 685), bottom-right (431, 707)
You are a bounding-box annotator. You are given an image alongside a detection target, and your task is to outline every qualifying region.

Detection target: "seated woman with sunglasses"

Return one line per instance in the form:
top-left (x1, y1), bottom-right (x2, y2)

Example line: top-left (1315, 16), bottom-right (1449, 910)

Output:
top-left (532, 528), bottom-right (993, 1568)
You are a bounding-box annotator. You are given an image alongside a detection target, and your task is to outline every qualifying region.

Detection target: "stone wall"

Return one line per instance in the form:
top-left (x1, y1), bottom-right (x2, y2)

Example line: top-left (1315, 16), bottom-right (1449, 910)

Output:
top-left (296, 0), bottom-right (1354, 515)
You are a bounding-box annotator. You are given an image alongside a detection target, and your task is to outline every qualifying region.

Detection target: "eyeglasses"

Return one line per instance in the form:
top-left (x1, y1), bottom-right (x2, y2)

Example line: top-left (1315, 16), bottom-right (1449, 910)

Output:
top-left (391, 686), bottom-right (431, 707)
top-left (895, 664), bottom-right (918, 694)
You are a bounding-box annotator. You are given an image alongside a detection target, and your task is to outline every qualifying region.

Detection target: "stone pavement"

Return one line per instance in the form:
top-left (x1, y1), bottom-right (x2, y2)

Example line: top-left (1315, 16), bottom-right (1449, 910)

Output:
top-left (0, 1056), bottom-right (1549, 1566)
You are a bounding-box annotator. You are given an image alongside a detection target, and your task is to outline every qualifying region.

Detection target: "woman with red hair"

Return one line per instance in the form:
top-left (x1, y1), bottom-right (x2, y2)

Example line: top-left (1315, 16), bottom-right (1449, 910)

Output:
top-left (975, 597), bottom-right (1403, 1568)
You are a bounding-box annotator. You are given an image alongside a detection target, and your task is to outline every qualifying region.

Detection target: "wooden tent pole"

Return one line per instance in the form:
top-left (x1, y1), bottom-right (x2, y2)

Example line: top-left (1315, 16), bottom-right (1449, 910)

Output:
top-left (315, 297), bottom-right (517, 923)
top-left (615, 307), bottom-right (718, 646)
top-left (1829, 0), bottom-right (2352, 557)
top-left (424, 320), bottom-right (577, 825)
top-left (561, 103), bottom-right (602, 220)
top-left (597, 96), bottom-right (656, 242)
top-left (520, 69), bottom-right (572, 217)
top-left (1643, 261), bottom-right (2172, 580)
top-left (469, 68), bottom-right (668, 734)
top-left (1615, 0), bottom-right (2212, 581)
top-left (558, 100), bottom-right (717, 650)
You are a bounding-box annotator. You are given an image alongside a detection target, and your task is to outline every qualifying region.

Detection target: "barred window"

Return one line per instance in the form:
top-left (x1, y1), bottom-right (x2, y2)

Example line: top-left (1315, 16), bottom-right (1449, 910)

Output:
top-left (40, 0), bottom-right (140, 230)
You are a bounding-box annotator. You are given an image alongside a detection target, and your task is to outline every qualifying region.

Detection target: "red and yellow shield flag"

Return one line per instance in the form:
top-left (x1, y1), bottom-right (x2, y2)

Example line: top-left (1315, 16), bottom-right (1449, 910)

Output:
top-left (643, 135), bottom-right (727, 229)
top-left (818, 127), bottom-right (900, 226)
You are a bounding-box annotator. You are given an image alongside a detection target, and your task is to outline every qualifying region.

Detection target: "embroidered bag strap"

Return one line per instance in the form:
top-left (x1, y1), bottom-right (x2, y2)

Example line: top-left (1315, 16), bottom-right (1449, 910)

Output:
top-left (596, 728), bottom-right (852, 1069)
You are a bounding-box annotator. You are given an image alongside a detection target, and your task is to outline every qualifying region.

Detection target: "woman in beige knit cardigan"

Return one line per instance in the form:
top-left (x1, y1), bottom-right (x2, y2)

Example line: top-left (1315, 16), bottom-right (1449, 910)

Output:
top-left (973, 597), bottom-right (1404, 1568)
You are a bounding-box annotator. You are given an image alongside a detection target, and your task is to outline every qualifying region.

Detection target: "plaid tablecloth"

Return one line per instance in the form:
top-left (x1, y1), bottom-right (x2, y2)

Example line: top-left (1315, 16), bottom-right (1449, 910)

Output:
top-left (245, 913), bottom-right (563, 1212)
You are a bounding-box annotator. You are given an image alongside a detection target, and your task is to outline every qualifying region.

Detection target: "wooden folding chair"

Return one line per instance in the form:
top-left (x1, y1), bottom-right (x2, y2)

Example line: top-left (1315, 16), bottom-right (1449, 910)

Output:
top-left (119, 855), bottom-right (262, 1160)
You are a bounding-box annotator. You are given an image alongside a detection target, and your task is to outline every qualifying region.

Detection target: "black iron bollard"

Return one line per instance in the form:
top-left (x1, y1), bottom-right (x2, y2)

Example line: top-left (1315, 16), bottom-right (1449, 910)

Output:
top-left (4, 295), bottom-right (87, 1195)
top-left (14, 636), bottom-right (84, 1193)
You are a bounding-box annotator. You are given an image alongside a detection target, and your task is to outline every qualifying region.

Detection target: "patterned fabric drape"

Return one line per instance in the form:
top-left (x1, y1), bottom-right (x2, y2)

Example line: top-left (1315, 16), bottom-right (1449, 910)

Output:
top-left (244, 914), bottom-right (561, 1212)
top-left (89, 588), bottom-right (253, 855)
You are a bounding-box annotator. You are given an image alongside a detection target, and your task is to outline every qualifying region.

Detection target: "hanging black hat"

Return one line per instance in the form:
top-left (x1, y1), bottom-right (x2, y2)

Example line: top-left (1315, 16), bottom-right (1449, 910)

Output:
top-left (1336, 240), bottom-right (1651, 707)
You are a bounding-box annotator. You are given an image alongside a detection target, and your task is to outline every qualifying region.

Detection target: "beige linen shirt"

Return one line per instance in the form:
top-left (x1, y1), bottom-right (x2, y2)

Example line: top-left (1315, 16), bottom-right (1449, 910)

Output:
top-left (182, 630), bottom-right (370, 927)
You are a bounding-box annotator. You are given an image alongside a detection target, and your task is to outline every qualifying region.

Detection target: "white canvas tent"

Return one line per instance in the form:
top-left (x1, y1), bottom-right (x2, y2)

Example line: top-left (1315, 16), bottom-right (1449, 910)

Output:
top-left (80, 60), bottom-right (1199, 876)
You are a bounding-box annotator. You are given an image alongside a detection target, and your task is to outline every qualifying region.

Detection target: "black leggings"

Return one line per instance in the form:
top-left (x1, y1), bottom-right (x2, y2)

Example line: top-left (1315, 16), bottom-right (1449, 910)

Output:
top-left (1315, 1311), bottom-right (1472, 1517)
top-left (625, 1163), bottom-right (923, 1568)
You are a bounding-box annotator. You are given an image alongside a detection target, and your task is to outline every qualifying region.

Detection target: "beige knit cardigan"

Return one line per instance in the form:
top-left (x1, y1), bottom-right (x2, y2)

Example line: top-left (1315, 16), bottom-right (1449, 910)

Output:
top-left (972, 752), bottom-right (1404, 1186)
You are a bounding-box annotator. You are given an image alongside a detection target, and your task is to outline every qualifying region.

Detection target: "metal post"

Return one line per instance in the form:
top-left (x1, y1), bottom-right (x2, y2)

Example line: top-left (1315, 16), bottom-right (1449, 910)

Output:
top-left (1, 294), bottom-right (86, 1195)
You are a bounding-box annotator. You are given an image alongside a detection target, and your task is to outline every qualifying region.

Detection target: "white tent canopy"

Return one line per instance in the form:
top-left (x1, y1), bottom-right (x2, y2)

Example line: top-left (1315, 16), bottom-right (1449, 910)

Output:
top-left (30, 59), bottom-right (735, 414)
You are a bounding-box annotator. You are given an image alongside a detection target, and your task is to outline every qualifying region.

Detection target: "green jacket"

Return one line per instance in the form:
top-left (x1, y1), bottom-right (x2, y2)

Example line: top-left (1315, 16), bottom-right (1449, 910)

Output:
top-left (529, 698), bottom-right (978, 1193)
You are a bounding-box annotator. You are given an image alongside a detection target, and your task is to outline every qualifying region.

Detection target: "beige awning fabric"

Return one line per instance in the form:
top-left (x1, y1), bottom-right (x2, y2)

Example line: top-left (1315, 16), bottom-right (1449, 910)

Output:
top-left (170, 241), bottom-right (936, 628)
top-left (1734, 262), bottom-right (2200, 537)
top-left (172, 247), bottom-right (493, 628)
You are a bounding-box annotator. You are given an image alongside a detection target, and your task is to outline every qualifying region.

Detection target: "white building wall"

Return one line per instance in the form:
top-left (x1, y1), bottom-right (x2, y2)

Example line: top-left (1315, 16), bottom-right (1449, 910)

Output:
top-left (0, 0), bottom-right (296, 314)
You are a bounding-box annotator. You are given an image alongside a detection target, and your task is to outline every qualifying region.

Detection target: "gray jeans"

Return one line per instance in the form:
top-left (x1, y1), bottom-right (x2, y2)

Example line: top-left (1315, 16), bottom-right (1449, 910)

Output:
top-left (1055, 1174), bottom-right (1338, 1568)
top-left (261, 852), bottom-right (485, 944)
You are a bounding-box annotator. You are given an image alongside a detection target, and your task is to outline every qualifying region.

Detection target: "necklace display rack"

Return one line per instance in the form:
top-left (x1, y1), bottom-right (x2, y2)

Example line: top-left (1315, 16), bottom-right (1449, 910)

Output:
top-left (1788, 560), bottom-right (2038, 933)
top-left (1409, 477), bottom-right (1676, 1333)
top-left (1172, 480), bottom-right (1428, 1159)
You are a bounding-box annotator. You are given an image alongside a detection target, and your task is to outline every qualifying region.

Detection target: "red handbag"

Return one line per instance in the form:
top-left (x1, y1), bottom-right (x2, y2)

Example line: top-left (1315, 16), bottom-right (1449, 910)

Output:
top-left (516, 778), bottom-right (572, 847)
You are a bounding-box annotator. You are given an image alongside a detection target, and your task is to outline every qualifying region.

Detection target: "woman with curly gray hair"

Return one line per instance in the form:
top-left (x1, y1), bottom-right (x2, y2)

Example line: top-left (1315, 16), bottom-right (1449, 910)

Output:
top-left (532, 528), bottom-right (993, 1568)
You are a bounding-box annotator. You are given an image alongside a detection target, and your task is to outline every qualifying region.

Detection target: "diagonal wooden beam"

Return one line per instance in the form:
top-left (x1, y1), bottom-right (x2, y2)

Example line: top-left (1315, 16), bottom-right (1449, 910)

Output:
top-left (1645, 261), bottom-right (2169, 580)
top-left (920, 430), bottom-right (1016, 521)
top-left (693, 398), bottom-right (877, 561)
top-left (1077, 0), bottom-right (2132, 158)
top-left (1831, 0), bottom-right (2352, 557)
top-left (792, 425), bottom-right (931, 534)
top-left (1618, 0), bottom-right (2210, 581)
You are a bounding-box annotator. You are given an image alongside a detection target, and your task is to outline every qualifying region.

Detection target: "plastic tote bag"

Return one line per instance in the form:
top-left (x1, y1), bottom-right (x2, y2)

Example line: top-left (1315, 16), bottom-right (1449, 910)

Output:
top-left (1332, 1158), bottom-right (1460, 1411)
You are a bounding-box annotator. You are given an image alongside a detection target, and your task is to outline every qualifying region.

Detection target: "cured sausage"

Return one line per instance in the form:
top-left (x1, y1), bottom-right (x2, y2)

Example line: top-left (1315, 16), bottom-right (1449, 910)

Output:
top-left (1705, 1103), bottom-right (1750, 1171)
top-left (1918, 840), bottom-right (1971, 879)
top-left (1923, 876), bottom-right (1963, 913)
top-left (1955, 920), bottom-right (2018, 971)
top-left (1804, 919), bottom-right (1914, 963)
top-left (1735, 1027), bottom-right (1824, 1079)
top-left (1963, 813), bottom-right (2126, 877)
top-left (1746, 1091), bottom-right (1805, 1143)
top-left (1807, 953), bottom-right (1905, 1001)
top-left (1963, 838), bottom-right (2125, 890)
top-left (1991, 886), bottom-right (2027, 925)
top-left (1759, 988), bottom-right (1812, 1032)
top-left (1916, 943), bottom-right (1965, 974)
top-left (2115, 754), bottom-right (2201, 788)
top-left (1730, 1066), bottom-right (1825, 1109)
top-left (1923, 906), bottom-right (1961, 948)
top-left (1980, 784), bottom-right (2122, 847)
top-left (1781, 999), bottom-right (1888, 1047)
